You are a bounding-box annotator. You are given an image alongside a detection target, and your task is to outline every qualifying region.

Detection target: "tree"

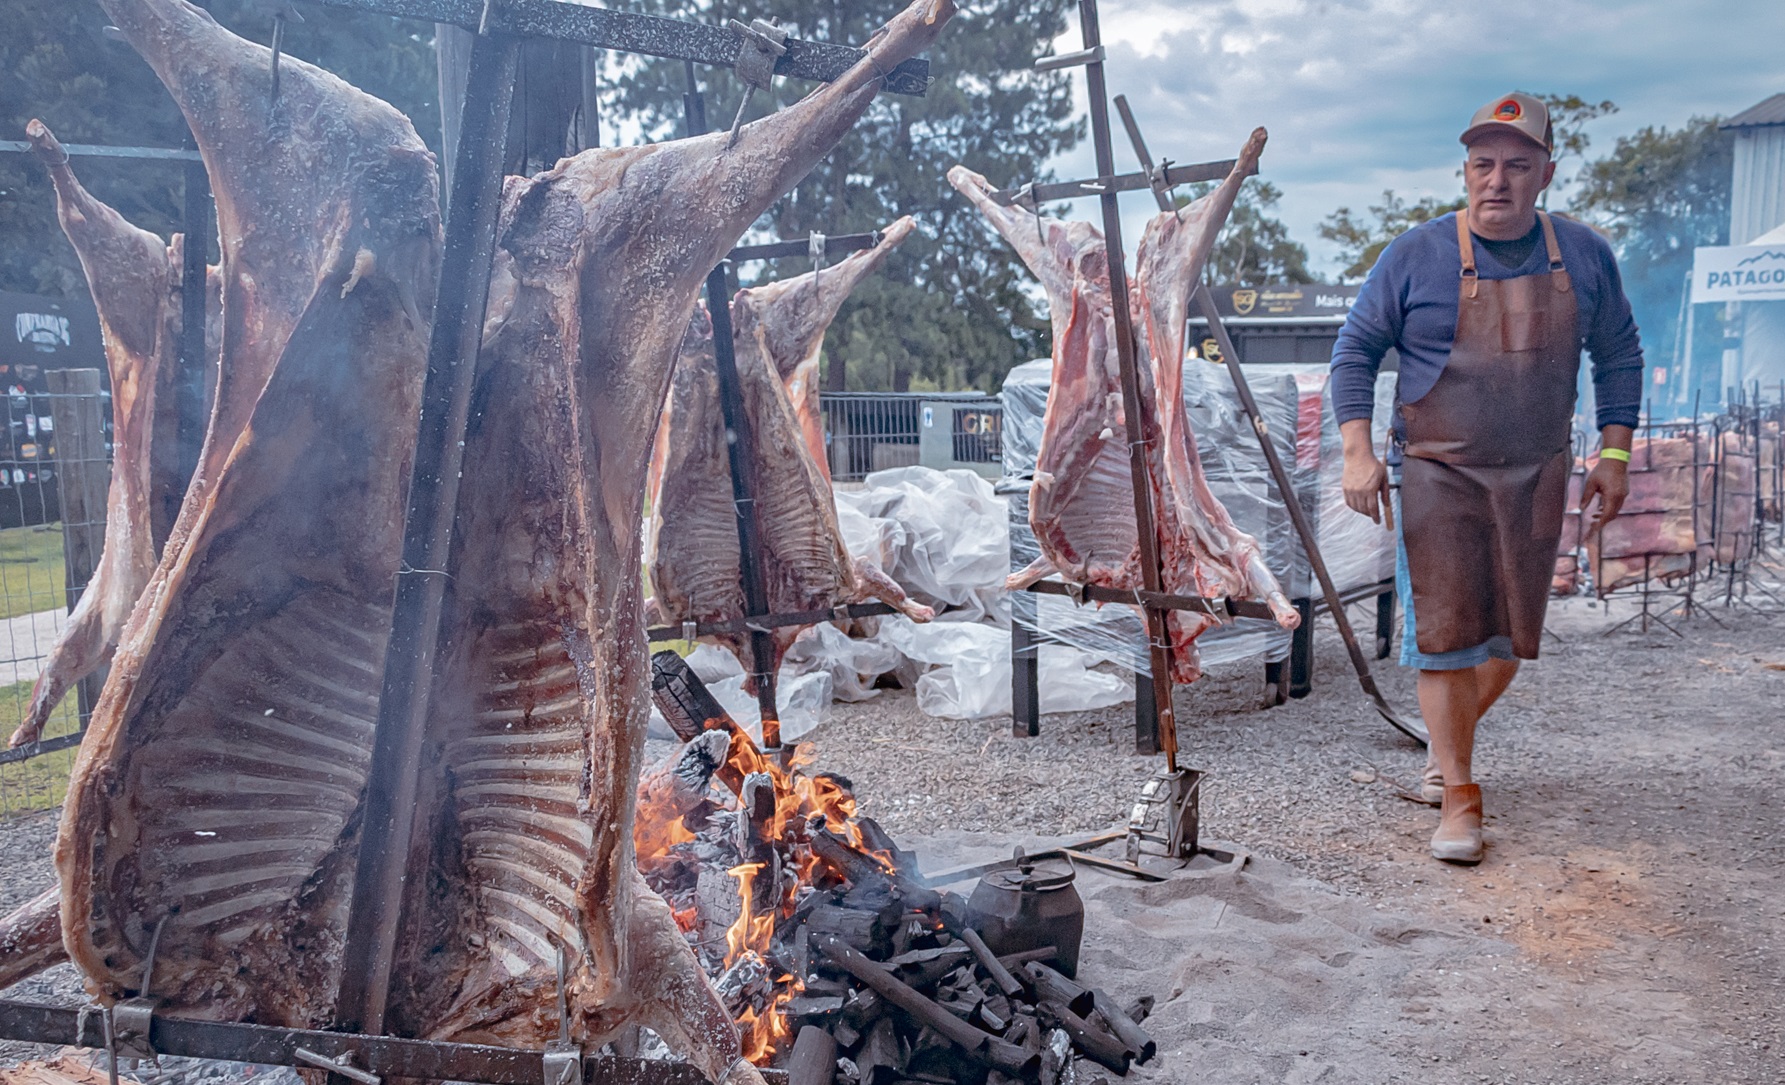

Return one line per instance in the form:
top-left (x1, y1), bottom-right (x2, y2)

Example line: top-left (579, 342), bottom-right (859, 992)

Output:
top-left (1, 1), bottom-right (437, 297)
top-left (1571, 116), bottom-right (1733, 407)
top-left (605, 0), bottom-right (1082, 392)
top-left (1318, 190), bottom-right (1467, 281)
top-left (1529, 92), bottom-right (1618, 206)
top-left (1176, 180), bottom-right (1313, 286)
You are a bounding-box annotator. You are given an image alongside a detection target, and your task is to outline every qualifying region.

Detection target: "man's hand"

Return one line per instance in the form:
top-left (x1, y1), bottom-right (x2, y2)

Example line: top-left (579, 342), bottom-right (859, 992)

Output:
top-left (1339, 419), bottom-right (1393, 528)
top-left (1582, 425), bottom-right (1634, 532)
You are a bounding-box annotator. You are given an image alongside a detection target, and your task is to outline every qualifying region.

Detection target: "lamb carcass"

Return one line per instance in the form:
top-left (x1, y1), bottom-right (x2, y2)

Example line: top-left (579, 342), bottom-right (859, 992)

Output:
top-left (56, 0), bottom-right (442, 1028)
top-left (7, 120), bottom-right (215, 750)
top-left (647, 217), bottom-right (934, 681)
top-left (402, 3), bottom-right (952, 1067)
top-left (947, 132), bottom-right (1297, 681)
top-left (1588, 436), bottom-right (1711, 591)
top-left (44, 2), bottom-right (950, 1074)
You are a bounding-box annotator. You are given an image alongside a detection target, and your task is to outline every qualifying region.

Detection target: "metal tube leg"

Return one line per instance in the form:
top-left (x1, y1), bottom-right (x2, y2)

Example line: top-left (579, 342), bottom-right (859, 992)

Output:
top-left (1011, 593), bottom-right (1040, 738)
top-left (1288, 597), bottom-right (1314, 699)
top-left (1133, 672), bottom-right (1158, 755)
top-left (1375, 585), bottom-right (1395, 660)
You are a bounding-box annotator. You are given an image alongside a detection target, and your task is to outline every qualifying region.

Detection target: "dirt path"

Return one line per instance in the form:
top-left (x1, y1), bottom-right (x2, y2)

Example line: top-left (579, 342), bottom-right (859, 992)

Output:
top-left (1, 585), bottom-right (1779, 1081)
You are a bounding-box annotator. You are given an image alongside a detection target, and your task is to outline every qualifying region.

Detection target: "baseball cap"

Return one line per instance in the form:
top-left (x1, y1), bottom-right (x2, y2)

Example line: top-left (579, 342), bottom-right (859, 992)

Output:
top-left (1459, 92), bottom-right (1553, 153)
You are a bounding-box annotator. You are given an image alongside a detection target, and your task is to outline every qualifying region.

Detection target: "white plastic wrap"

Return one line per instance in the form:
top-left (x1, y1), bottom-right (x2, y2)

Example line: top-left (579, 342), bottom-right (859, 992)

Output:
top-left (880, 616), bottom-right (1132, 720)
top-left (835, 466), bottom-right (1010, 624)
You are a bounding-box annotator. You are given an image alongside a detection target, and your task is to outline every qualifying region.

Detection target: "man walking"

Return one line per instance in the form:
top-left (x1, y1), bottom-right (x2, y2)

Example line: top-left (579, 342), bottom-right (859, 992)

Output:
top-left (1330, 92), bottom-right (1643, 864)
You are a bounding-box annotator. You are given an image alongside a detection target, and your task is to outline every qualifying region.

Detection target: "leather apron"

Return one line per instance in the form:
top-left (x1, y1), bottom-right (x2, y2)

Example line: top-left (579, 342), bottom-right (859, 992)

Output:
top-left (1399, 210), bottom-right (1578, 659)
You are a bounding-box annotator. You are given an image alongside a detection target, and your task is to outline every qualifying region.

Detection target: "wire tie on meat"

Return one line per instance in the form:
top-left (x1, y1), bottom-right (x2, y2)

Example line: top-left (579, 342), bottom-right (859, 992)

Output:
top-left (397, 560), bottom-right (453, 579)
top-left (101, 1006), bottom-right (119, 1085)
top-left (809, 231), bottom-right (827, 291)
top-left (832, 605), bottom-right (851, 624)
top-left (682, 620), bottom-right (698, 642)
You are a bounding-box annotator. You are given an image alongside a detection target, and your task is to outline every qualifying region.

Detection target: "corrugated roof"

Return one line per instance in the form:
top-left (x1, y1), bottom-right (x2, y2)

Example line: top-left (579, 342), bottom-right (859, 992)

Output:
top-left (1724, 93), bottom-right (1785, 129)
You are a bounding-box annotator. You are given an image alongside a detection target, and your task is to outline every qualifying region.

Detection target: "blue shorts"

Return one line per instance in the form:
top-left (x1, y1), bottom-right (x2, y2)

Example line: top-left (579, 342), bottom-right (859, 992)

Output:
top-left (1392, 485), bottom-right (1516, 672)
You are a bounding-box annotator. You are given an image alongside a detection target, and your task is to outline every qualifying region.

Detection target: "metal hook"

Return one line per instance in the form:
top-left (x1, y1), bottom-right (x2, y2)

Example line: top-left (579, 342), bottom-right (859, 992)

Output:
top-left (725, 19), bottom-right (788, 149)
top-left (267, 4), bottom-right (303, 110)
top-left (809, 231), bottom-right (827, 293)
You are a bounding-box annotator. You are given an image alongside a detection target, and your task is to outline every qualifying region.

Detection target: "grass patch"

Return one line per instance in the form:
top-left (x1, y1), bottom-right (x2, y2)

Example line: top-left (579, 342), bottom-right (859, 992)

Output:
top-left (0, 524), bottom-right (68, 621)
top-left (0, 675), bottom-right (83, 818)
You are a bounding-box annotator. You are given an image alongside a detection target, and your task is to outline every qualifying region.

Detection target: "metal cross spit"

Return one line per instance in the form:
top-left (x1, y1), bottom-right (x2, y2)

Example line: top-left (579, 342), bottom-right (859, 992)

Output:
top-left (997, 0), bottom-right (1426, 863)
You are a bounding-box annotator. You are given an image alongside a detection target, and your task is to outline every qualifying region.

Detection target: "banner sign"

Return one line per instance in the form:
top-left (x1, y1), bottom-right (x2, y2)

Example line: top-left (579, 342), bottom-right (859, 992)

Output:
top-left (1691, 245), bottom-right (1785, 304)
top-left (1201, 283), bottom-right (1360, 321)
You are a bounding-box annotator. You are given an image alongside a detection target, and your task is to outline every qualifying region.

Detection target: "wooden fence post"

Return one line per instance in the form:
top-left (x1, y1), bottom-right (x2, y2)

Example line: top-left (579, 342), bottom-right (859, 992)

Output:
top-left (46, 368), bottom-right (109, 720)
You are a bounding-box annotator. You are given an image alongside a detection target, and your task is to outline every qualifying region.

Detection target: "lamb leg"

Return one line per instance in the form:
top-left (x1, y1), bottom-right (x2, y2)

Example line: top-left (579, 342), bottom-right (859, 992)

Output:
top-left (0, 890), bottom-right (65, 992)
top-left (9, 121), bottom-right (171, 749)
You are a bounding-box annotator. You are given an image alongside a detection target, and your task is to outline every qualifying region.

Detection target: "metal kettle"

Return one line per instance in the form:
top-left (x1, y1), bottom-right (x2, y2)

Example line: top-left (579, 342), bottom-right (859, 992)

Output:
top-left (965, 848), bottom-right (1085, 978)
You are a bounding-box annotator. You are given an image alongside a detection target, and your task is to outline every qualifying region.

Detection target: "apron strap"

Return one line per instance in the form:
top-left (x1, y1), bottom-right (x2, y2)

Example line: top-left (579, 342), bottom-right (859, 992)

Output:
top-left (1455, 210), bottom-right (1479, 299)
top-left (1537, 211), bottom-right (1572, 294)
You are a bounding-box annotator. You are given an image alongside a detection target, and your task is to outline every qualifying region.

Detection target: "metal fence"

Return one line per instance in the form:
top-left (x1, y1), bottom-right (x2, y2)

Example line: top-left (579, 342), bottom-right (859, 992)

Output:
top-left (819, 392), bottom-right (1002, 483)
top-left (0, 378), bottom-right (110, 821)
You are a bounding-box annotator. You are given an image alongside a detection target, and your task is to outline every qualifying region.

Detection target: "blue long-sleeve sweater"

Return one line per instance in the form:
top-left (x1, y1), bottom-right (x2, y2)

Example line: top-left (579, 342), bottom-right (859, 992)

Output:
top-left (1329, 212), bottom-right (1644, 440)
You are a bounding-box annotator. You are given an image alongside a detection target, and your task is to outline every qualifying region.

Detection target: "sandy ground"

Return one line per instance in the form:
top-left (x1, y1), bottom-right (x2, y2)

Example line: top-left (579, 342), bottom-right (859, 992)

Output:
top-left (1, 577), bottom-right (1781, 1082)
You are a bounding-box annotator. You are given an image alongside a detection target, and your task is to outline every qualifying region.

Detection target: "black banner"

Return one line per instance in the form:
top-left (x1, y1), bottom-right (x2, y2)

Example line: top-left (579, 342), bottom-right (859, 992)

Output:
top-left (1202, 283), bottom-right (1360, 321)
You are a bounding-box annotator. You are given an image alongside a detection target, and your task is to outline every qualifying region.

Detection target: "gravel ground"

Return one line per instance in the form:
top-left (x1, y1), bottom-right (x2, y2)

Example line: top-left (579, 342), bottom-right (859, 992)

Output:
top-left (2, 571), bottom-right (1780, 1082)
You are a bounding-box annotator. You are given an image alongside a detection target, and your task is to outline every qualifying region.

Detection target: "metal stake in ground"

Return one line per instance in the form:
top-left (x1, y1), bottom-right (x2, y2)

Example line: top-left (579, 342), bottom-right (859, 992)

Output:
top-left (1056, 0), bottom-right (1180, 770)
top-left (1109, 94), bottom-right (1428, 747)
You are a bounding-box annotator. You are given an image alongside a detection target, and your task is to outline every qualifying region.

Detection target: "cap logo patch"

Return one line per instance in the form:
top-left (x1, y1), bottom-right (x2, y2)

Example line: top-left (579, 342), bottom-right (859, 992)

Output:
top-left (1494, 99), bottom-right (1522, 122)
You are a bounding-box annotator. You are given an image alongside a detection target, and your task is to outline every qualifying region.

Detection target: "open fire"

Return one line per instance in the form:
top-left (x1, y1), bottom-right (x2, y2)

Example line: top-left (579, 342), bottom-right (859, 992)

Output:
top-left (643, 653), bottom-right (1159, 1082)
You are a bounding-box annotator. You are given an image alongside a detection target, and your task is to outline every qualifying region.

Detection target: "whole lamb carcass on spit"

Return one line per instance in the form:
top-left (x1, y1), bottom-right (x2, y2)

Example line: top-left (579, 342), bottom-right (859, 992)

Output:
top-left (22, 2), bottom-right (953, 1082)
top-left (6, 121), bottom-right (217, 750)
top-left (647, 218), bottom-right (934, 682)
top-left (947, 130), bottom-right (1298, 682)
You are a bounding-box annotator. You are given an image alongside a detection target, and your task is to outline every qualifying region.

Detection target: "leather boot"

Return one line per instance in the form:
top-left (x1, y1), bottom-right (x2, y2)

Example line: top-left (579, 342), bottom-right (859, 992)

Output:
top-left (1420, 754), bottom-right (1444, 806)
top-left (1431, 783), bottom-right (1483, 864)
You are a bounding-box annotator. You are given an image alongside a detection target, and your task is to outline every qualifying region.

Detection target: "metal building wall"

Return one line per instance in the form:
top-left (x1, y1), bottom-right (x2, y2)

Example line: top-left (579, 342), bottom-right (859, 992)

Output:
top-left (1729, 122), bottom-right (1785, 245)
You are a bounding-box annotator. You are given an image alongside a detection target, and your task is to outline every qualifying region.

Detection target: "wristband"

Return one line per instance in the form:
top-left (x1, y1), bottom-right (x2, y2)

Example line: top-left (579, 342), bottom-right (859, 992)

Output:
top-left (1600, 447), bottom-right (1631, 463)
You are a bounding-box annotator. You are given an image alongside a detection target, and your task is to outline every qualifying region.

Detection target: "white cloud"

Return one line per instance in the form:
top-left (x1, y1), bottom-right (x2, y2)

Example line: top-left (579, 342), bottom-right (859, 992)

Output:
top-left (1034, 0), bottom-right (1785, 277)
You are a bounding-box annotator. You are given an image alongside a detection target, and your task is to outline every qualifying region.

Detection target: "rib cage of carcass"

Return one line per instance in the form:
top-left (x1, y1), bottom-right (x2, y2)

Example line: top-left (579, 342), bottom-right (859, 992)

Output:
top-left (0, 1), bottom-right (956, 1082)
top-left (647, 217), bottom-right (935, 682)
top-left (947, 130), bottom-right (1298, 683)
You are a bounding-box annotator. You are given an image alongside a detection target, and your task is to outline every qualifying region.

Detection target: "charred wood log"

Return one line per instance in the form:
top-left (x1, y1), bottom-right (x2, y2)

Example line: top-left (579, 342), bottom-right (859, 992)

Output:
top-left (1036, 1001), bottom-right (1129, 1076)
top-left (787, 1025), bottom-right (839, 1085)
top-left (996, 947), bottom-right (1059, 971)
top-left (1022, 962), bottom-right (1096, 1018)
top-left (857, 1017), bottom-right (906, 1085)
top-left (1088, 989), bottom-right (1156, 1065)
top-left (816, 936), bottom-right (1039, 1078)
top-left (1124, 996), bottom-right (1154, 1024)
top-left (807, 903), bottom-right (889, 957)
top-left (938, 911), bottom-right (1024, 998)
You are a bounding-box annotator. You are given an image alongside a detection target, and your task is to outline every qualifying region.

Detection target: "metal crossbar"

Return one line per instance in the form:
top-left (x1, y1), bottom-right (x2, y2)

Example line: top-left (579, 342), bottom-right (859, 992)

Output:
top-left (310, 0), bottom-right (930, 95)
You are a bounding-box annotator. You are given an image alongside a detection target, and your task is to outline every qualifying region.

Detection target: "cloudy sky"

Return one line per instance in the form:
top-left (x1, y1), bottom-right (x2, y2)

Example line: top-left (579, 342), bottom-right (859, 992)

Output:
top-left (1043, 0), bottom-right (1785, 277)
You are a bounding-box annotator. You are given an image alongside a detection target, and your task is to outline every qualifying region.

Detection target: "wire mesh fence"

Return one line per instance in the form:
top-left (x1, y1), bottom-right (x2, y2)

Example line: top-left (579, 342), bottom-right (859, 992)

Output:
top-left (0, 378), bottom-right (110, 822)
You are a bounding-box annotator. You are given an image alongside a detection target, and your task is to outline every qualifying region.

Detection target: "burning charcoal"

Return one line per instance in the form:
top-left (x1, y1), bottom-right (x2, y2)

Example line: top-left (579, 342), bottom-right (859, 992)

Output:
top-left (1036, 1001), bottom-right (1129, 1076)
top-left (788, 1025), bottom-right (841, 1085)
top-left (716, 952), bottom-right (773, 1016)
top-left (886, 945), bottom-right (973, 968)
top-left (854, 815), bottom-right (921, 876)
top-left (1040, 1028), bottom-right (1076, 1085)
top-left (857, 1017), bottom-right (907, 1085)
top-left (1004, 1012), bottom-right (1040, 1055)
top-left (1088, 990), bottom-right (1156, 1065)
top-left (975, 992), bottom-right (1012, 1033)
top-left (787, 994), bottom-right (846, 1019)
top-left (836, 1056), bottom-right (862, 1085)
top-left (987, 1074), bottom-right (1026, 1085)
top-left (831, 1018), bottom-right (862, 1050)
top-left (1022, 962), bottom-right (1096, 1018)
top-left (841, 988), bottom-right (887, 1030)
top-left (634, 729), bottom-right (731, 859)
top-left (808, 903), bottom-right (888, 956)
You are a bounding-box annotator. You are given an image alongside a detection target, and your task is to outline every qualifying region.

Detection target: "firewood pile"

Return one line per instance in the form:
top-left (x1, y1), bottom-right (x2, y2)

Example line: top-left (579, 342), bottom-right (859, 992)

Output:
top-left (640, 653), bottom-right (1159, 1082)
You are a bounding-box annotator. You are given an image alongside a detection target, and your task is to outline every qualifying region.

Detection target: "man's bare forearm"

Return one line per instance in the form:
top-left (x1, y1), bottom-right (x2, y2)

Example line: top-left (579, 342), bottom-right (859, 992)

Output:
top-left (1340, 418), bottom-right (1378, 462)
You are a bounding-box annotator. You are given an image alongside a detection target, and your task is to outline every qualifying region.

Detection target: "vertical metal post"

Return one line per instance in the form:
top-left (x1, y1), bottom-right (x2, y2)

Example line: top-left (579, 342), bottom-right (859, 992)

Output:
top-left (1074, 0), bottom-right (1178, 770)
top-left (1132, 672), bottom-right (1158, 755)
top-left (177, 153), bottom-right (210, 501)
top-left (46, 368), bottom-right (108, 721)
top-left (1287, 597), bottom-right (1313, 698)
top-left (1010, 591), bottom-right (1039, 737)
top-left (335, 26), bottom-right (520, 1038)
top-left (1374, 586), bottom-right (1396, 660)
top-left (680, 66), bottom-right (782, 753)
